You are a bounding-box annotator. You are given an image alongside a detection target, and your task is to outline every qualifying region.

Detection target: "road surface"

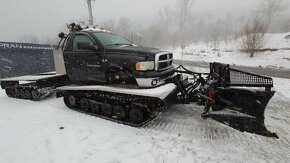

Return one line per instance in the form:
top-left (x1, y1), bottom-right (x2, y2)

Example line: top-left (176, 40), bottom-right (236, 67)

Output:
top-left (174, 60), bottom-right (290, 79)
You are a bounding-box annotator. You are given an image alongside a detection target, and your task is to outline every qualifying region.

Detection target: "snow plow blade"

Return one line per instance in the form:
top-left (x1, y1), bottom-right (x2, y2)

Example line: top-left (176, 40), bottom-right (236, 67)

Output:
top-left (175, 62), bottom-right (277, 138)
top-left (203, 88), bottom-right (277, 138)
top-left (203, 63), bottom-right (277, 138)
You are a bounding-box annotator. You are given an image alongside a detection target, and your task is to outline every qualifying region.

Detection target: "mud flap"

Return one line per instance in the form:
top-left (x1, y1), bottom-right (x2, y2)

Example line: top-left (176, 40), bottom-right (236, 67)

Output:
top-left (204, 87), bottom-right (278, 138)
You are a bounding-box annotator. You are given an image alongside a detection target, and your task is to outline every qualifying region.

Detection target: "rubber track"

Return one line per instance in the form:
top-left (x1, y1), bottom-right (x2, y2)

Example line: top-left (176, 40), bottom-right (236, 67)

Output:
top-left (60, 89), bottom-right (171, 127)
top-left (5, 85), bottom-right (56, 101)
top-left (68, 107), bottom-right (156, 127)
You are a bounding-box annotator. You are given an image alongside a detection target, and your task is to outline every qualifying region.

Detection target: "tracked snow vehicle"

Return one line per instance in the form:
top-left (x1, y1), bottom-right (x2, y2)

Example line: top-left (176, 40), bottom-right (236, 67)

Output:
top-left (54, 25), bottom-right (178, 126)
top-left (0, 25), bottom-right (277, 138)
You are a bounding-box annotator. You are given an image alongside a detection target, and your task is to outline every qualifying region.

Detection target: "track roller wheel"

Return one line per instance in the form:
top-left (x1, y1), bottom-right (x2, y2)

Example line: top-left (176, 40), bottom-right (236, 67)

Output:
top-left (64, 95), bottom-right (77, 108)
top-left (15, 88), bottom-right (21, 98)
top-left (113, 105), bottom-right (126, 120)
top-left (80, 98), bottom-right (90, 111)
top-left (25, 90), bottom-right (32, 100)
top-left (20, 89), bottom-right (26, 99)
top-left (101, 103), bottom-right (113, 116)
top-left (5, 88), bottom-right (13, 97)
top-left (90, 101), bottom-right (100, 113)
top-left (129, 108), bottom-right (144, 123)
top-left (10, 88), bottom-right (16, 97)
top-left (31, 89), bottom-right (40, 101)
top-left (9, 88), bottom-right (16, 98)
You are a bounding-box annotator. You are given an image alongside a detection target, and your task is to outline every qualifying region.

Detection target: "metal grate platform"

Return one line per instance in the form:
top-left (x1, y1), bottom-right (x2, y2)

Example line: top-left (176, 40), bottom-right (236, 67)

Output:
top-left (210, 62), bottom-right (273, 90)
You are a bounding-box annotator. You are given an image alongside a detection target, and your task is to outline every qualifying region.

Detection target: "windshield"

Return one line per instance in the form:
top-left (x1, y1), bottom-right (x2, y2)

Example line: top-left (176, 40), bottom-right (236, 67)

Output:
top-left (93, 32), bottom-right (133, 47)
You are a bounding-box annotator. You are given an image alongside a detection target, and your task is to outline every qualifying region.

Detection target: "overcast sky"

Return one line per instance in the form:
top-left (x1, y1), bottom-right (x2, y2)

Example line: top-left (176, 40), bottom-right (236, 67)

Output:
top-left (0, 0), bottom-right (274, 42)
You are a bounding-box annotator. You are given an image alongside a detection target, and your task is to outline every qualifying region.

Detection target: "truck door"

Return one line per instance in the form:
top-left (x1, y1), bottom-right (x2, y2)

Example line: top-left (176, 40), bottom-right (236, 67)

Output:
top-left (64, 33), bottom-right (103, 82)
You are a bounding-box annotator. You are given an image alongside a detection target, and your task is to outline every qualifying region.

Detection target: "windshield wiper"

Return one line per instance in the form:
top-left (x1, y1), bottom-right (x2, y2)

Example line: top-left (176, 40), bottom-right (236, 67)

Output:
top-left (106, 43), bottom-right (133, 47)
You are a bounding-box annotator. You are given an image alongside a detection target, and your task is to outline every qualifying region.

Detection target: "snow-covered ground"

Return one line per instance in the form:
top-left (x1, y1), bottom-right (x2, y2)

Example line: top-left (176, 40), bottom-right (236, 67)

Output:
top-left (0, 76), bottom-right (290, 163)
top-left (1, 32), bottom-right (290, 163)
top-left (273, 77), bottom-right (290, 99)
top-left (172, 32), bottom-right (290, 70)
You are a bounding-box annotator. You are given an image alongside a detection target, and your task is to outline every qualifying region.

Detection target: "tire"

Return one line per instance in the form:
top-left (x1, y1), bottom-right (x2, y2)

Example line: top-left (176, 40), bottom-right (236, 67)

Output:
top-left (64, 95), bottom-right (77, 108)
top-left (113, 105), bottom-right (126, 120)
top-left (80, 98), bottom-right (90, 111)
top-left (106, 68), bottom-right (136, 85)
top-left (129, 108), bottom-right (144, 123)
top-left (101, 103), bottom-right (113, 116)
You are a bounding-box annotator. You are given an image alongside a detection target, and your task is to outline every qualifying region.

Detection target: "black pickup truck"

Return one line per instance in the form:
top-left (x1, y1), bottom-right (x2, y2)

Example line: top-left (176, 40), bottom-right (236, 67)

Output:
top-left (61, 28), bottom-right (175, 87)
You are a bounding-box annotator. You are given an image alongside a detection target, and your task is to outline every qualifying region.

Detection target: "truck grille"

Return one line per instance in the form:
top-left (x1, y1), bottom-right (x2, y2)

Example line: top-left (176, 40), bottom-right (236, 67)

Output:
top-left (155, 52), bottom-right (173, 71)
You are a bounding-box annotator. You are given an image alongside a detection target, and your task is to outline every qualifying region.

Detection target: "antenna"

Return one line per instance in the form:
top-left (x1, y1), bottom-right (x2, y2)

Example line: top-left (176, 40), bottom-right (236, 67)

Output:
top-left (87, 0), bottom-right (95, 28)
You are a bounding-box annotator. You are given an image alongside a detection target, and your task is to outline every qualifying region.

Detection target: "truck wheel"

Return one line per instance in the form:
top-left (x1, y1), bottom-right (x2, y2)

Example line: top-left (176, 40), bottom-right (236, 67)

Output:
top-left (90, 101), bottom-right (100, 113)
top-left (80, 99), bottom-right (90, 111)
top-left (64, 95), bottom-right (77, 108)
top-left (129, 108), bottom-right (144, 123)
top-left (106, 69), bottom-right (136, 85)
top-left (101, 103), bottom-right (113, 116)
top-left (113, 105), bottom-right (126, 120)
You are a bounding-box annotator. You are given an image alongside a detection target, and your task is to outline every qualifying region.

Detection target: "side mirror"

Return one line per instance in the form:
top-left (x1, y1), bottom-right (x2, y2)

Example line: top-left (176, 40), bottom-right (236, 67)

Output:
top-left (77, 42), bottom-right (98, 51)
top-left (58, 32), bottom-right (65, 39)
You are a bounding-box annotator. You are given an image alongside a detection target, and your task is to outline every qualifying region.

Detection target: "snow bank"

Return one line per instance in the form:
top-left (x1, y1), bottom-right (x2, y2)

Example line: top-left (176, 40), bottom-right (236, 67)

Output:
top-left (172, 32), bottom-right (290, 70)
top-left (264, 32), bottom-right (290, 49)
top-left (273, 77), bottom-right (290, 99)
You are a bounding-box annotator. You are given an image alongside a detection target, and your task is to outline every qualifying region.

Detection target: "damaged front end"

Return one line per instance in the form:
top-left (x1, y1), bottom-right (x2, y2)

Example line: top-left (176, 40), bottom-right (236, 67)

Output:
top-left (175, 62), bottom-right (277, 138)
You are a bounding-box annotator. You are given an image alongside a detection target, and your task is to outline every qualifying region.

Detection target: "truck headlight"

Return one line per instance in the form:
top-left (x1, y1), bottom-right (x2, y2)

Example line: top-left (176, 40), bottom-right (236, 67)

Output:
top-left (136, 61), bottom-right (155, 71)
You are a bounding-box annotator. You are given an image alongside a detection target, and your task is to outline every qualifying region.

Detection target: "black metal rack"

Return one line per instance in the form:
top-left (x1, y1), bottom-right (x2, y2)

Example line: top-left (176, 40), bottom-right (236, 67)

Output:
top-left (210, 62), bottom-right (273, 91)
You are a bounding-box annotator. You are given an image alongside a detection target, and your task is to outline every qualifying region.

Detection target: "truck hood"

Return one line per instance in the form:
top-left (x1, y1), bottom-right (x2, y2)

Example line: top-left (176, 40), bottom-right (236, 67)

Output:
top-left (104, 46), bottom-right (164, 57)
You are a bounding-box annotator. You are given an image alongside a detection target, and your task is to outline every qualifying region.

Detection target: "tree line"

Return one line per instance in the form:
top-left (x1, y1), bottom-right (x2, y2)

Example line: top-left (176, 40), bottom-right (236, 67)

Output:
top-left (18, 0), bottom-right (289, 57)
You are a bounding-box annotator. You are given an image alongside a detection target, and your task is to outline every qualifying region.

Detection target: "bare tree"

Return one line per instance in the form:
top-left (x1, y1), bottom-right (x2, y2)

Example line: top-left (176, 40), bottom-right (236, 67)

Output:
top-left (42, 35), bottom-right (58, 45)
top-left (159, 4), bottom-right (173, 33)
top-left (117, 17), bottom-right (131, 38)
top-left (127, 24), bottom-right (142, 45)
top-left (141, 25), bottom-right (162, 47)
top-left (240, 16), bottom-right (267, 57)
top-left (259, 0), bottom-right (287, 29)
top-left (194, 17), bottom-right (205, 41)
top-left (158, 4), bottom-right (174, 47)
top-left (282, 18), bottom-right (290, 32)
top-left (175, 0), bottom-right (194, 44)
top-left (101, 18), bottom-right (116, 32)
top-left (128, 32), bottom-right (142, 45)
top-left (17, 34), bottom-right (40, 44)
top-left (209, 29), bottom-right (220, 49)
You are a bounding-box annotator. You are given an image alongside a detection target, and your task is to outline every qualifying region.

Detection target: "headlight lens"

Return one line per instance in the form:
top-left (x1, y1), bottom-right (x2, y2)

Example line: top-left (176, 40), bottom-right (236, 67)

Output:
top-left (136, 61), bottom-right (155, 71)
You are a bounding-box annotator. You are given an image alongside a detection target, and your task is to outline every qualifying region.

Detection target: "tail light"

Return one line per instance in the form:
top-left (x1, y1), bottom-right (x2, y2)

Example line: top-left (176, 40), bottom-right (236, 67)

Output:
top-left (208, 89), bottom-right (215, 99)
